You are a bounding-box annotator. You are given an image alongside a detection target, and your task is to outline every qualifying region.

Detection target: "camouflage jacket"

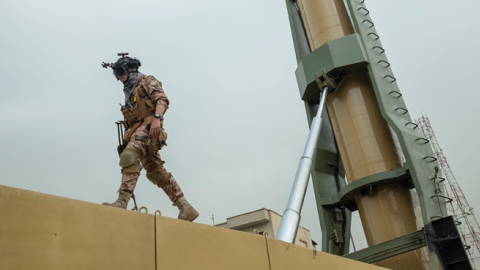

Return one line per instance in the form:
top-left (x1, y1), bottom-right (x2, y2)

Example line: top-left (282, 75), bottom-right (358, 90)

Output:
top-left (133, 75), bottom-right (170, 113)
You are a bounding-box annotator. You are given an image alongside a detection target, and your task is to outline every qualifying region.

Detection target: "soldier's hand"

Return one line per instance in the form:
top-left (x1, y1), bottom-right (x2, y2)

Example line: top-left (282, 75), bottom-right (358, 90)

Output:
top-left (150, 118), bottom-right (161, 139)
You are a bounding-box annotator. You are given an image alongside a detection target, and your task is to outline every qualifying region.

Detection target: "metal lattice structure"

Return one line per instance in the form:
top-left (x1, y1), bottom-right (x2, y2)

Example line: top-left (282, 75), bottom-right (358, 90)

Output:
top-left (416, 115), bottom-right (480, 268)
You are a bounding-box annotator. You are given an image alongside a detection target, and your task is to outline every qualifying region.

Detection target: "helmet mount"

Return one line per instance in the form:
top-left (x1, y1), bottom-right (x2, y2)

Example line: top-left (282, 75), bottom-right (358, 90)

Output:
top-left (102, 53), bottom-right (142, 80)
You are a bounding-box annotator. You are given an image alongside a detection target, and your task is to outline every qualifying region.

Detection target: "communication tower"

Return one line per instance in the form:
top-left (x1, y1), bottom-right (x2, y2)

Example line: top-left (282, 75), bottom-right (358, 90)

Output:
top-left (416, 115), bottom-right (480, 268)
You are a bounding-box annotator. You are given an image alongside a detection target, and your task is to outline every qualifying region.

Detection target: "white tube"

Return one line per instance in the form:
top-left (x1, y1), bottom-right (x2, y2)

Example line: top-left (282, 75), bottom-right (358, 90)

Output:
top-left (277, 87), bottom-right (328, 243)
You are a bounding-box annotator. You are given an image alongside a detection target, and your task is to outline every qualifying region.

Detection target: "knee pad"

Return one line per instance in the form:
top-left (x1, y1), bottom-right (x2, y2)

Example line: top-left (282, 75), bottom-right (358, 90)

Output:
top-left (119, 148), bottom-right (140, 173)
top-left (146, 170), bottom-right (171, 188)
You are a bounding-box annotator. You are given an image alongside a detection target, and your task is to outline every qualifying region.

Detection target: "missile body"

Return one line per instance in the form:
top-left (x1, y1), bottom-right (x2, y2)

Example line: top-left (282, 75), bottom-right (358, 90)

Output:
top-left (296, 0), bottom-right (429, 268)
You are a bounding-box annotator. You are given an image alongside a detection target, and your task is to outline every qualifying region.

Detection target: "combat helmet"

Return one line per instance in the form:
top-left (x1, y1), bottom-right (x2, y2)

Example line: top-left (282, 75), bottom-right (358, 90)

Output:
top-left (102, 53), bottom-right (141, 80)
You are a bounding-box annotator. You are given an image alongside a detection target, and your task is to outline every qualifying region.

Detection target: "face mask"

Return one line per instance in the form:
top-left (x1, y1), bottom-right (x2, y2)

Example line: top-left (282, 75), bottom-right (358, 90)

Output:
top-left (123, 71), bottom-right (144, 104)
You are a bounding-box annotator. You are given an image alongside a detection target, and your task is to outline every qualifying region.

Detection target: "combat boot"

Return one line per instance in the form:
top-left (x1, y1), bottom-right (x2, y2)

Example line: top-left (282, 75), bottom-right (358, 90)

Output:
top-left (102, 190), bottom-right (131, 209)
top-left (173, 197), bottom-right (199, 221)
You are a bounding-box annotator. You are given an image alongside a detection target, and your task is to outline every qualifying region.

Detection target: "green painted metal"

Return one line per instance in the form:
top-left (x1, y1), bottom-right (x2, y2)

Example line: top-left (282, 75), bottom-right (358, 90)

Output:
top-left (285, 0), bottom-right (352, 256)
top-left (344, 230), bottom-right (427, 264)
top-left (319, 167), bottom-right (412, 211)
top-left (284, 0), bottom-right (452, 267)
top-left (306, 101), bottom-right (352, 256)
top-left (345, 0), bottom-right (448, 268)
top-left (285, 0), bottom-right (310, 63)
top-left (295, 34), bottom-right (368, 102)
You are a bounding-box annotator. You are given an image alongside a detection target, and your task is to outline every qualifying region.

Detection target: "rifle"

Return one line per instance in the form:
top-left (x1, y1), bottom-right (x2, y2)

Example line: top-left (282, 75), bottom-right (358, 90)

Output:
top-left (116, 121), bottom-right (139, 211)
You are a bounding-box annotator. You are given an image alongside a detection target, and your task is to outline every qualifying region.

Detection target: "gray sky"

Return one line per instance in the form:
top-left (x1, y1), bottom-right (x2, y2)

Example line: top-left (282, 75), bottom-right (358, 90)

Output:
top-left (1, 0), bottom-right (480, 253)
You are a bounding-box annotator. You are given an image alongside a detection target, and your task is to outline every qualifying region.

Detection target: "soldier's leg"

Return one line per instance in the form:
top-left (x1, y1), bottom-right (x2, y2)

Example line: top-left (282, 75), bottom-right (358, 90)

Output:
top-left (142, 154), bottom-right (182, 201)
top-left (103, 147), bottom-right (142, 209)
top-left (103, 127), bottom-right (147, 209)
top-left (142, 153), bottom-right (199, 221)
top-left (162, 173), bottom-right (184, 203)
top-left (119, 172), bottom-right (140, 194)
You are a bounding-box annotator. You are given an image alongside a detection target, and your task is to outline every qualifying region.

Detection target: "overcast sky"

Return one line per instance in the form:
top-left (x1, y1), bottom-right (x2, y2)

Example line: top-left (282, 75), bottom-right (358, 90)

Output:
top-left (1, 0), bottom-right (480, 254)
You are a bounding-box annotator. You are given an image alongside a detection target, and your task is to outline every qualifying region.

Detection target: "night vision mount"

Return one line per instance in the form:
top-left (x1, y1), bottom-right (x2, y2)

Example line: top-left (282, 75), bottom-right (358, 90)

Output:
top-left (101, 53), bottom-right (141, 79)
top-left (101, 52), bottom-right (130, 69)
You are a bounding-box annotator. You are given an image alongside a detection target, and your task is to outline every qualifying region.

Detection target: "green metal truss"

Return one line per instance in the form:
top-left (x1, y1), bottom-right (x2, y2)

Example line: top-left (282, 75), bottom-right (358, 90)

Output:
top-left (284, 0), bottom-right (450, 267)
top-left (344, 229), bottom-right (427, 264)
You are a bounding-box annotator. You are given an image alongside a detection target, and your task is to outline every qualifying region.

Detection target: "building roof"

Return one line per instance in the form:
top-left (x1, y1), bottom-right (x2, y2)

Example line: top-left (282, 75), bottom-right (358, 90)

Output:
top-left (216, 207), bottom-right (310, 231)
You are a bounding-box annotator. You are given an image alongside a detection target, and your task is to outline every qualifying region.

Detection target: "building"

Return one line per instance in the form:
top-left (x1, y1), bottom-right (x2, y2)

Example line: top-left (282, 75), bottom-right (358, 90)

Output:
top-left (215, 208), bottom-right (316, 249)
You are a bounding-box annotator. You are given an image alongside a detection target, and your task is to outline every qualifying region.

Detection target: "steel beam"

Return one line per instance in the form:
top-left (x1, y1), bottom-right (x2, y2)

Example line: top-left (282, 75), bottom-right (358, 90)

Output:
top-left (344, 230), bottom-right (427, 264)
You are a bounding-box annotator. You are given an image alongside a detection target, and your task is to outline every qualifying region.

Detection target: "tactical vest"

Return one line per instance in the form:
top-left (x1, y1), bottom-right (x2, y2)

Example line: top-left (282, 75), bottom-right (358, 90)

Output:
top-left (121, 81), bottom-right (156, 141)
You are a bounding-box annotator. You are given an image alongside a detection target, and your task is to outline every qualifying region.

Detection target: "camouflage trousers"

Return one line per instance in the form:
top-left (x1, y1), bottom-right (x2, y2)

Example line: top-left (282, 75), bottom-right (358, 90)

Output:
top-left (119, 124), bottom-right (184, 203)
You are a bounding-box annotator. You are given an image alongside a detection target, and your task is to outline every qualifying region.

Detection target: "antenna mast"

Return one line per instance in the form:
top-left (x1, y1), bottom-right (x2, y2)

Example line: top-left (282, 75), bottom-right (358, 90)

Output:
top-left (416, 115), bottom-right (480, 268)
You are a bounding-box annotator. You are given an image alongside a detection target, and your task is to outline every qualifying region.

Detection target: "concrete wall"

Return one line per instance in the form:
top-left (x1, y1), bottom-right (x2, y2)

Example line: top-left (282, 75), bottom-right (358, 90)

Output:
top-left (0, 185), bottom-right (385, 270)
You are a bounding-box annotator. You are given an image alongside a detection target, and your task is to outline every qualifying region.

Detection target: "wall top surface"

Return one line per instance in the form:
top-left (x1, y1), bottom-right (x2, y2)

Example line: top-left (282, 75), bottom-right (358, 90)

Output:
top-left (0, 185), bottom-right (388, 269)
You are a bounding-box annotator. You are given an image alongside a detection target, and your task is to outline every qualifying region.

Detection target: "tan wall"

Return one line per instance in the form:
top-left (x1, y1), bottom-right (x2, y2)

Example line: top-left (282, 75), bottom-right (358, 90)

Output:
top-left (159, 217), bottom-right (386, 270)
top-left (268, 210), bottom-right (313, 249)
top-left (0, 185), bottom-right (155, 270)
top-left (0, 185), bottom-right (386, 270)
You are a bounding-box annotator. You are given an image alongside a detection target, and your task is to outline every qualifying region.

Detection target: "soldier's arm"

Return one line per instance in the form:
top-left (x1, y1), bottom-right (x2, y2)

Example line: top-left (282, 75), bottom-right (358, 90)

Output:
top-left (150, 105), bottom-right (164, 139)
top-left (144, 76), bottom-right (169, 138)
top-left (144, 76), bottom-right (170, 114)
top-left (155, 104), bottom-right (166, 117)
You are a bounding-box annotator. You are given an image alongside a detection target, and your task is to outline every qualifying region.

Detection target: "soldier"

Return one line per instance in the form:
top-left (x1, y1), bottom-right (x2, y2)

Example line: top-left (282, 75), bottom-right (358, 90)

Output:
top-left (101, 53), bottom-right (199, 222)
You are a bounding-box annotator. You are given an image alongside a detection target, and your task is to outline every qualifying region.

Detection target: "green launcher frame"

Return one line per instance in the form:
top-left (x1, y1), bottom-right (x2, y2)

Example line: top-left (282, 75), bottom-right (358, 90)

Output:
top-left (284, 0), bottom-right (470, 269)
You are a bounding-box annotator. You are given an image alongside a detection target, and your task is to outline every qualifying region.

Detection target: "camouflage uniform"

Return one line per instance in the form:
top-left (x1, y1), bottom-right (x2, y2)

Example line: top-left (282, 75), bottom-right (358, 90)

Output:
top-left (102, 55), bottom-right (198, 221)
top-left (120, 124), bottom-right (184, 202)
top-left (118, 76), bottom-right (184, 203)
